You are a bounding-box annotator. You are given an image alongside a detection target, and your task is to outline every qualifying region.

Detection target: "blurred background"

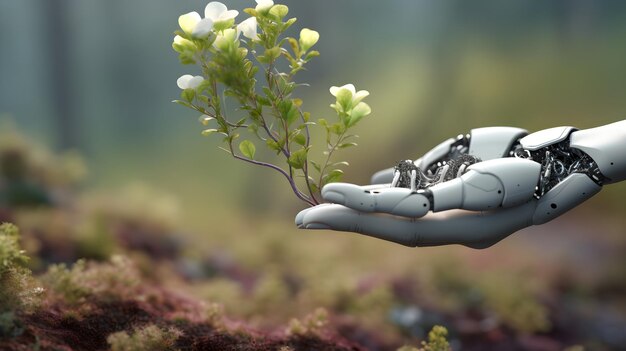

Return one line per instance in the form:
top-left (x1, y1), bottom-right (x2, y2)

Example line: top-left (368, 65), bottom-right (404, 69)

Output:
top-left (1, 1), bottom-right (625, 350)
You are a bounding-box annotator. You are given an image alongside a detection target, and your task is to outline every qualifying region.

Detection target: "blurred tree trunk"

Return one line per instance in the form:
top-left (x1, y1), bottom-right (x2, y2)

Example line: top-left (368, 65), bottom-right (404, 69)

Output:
top-left (394, 2), bottom-right (463, 155)
top-left (43, 0), bottom-right (77, 151)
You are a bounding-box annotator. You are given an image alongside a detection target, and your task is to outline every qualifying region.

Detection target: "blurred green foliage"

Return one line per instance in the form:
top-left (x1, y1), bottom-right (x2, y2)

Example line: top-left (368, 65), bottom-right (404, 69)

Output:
top-left (107, 324), bottom-right (182, 351)
top-left (398, 326), bottom-right (451, 351)
top-left (41, 255), bottom-right (140, 308)
top-left (0, 223), bottom-right (41, 337)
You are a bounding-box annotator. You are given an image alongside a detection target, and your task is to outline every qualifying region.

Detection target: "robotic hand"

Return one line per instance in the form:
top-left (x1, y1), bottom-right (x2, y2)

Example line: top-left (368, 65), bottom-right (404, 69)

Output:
top-left (296, 120), bottom-right (626, 249)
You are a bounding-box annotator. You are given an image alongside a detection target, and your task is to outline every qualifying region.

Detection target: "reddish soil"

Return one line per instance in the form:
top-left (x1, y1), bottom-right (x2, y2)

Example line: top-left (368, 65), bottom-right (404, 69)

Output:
top-left (1, 292), bottom-right (364, 351)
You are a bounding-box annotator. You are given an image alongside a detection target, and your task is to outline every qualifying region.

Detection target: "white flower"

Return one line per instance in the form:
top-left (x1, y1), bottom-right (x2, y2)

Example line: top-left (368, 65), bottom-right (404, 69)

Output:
top-left (213, 28), bottom-right (240, 50)
top-left (204, 2), bottom-right (239, 23)
top-left (237, 17), bottom-right (258, 40)
top-left (177, 75), bottom-right (204, 90)
top-left (330, 84), bottom-right (369, 105)
top-left (178, 11), bottom-right (213, 38)
top-left (179, 12), bottom-right (201, 35)
top-left (193, 18), bottom-right (214, 38)
top-left (173, 35), bottom-right (194, 48)
top-left (299, 28), bottom-right (319, 52)
top-left (174, 35), bottom-right (191, 46)
top-left (172, 35), bottom-right (196, 53)
top-left (178, 1), bottom-right (238, 39)
top-left (330, 84), bottom-right (371, 125)
top-left (255, 0), bottom-right (274, 13)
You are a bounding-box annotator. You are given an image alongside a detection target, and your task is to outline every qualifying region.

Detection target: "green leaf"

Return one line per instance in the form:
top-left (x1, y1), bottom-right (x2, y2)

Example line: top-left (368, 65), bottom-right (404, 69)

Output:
top-left (278, 77), bottom-right (296, 96)
top-left (243, 8), bottom-right (257, 16)
top-left (239, 140), bottom-right (256, 159)
top-left (264, 47), bottom-right (281, 61)
top-left (269, 4), bottom-right (289, 19)
top-left (179, 52), bottom-right (196, 65)
top-left (286, 107), bottom-right (299, 126)
top-left (236, 117), bottom-right (247, 126)
top-left (293, 133), bottom-right (306, 146)
top-left (213, 18), bottom-right (235, 32)
top-left (182, 89), bottom-right (196, 102)
top-left (198, 95), bottom-right (210, 104)
top-left (196, 80), bottom-right (212, 94)
top-left (338, 142), bottom-right (358, 149)
top-left (309, 181), bottom-right (319, 194)
top-left (310, 160), bottom-right (321, 172)
top-left (288, 148), bottom-right (308, 169)
top-left (304, 50), bottom-right (320, 61)
top-left (257, 96), bottom-right (271, 106)
top-left (332, 161), bottom-right (350, 167)
top-left (278, 100), bottom-right (293, 119)
top-left (288, 37), bottom-right (300, 58)
top-left (331, 123), bottom-right (346, 135)
top-left (324, 169), bottom-right (344, 184)
top-left (284, 18), bottom-right (297, 30)
top-left (266, 139), bottom-right (281, 154)
top-left (262, 87), bottom-right (276, 100)
top-left (257, 54), bottom-right (271, 64)
top-left (199, 116), bottom-right (215, 125)
top-left (348, 102), bottom-right (371, 127)
top-left (201, 129), bottom-right (219, 136)
top-left (172, 100), bottom-right (193, 108)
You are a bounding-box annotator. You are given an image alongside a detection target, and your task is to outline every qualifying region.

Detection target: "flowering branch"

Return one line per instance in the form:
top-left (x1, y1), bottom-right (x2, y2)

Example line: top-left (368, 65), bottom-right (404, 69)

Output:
top-left (172, 1), bottom-right (372, 207)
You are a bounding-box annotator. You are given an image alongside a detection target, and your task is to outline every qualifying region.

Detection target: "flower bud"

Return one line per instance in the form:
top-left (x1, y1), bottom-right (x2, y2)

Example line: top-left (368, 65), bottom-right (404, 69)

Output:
top-left (299, 28), bottom-right (319, 52)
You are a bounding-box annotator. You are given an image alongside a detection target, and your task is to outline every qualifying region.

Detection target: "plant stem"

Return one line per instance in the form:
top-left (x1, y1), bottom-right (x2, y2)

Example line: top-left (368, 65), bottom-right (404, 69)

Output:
top-left (227, 139), bottom-right (315, 206)
top-left (317, 131), bottom-right (347, 190)
top-left (299, 111), bottom-right (318, 204)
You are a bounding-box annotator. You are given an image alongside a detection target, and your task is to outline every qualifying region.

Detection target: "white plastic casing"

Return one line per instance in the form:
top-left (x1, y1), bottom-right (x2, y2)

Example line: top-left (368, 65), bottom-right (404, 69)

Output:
top-left (468, 127), bottom-right (528, 160)
top-left (430, 158), bottom-right (541, 212)
top-left (569, 120), bottom-right (626, 184)
top-left (532, 173), bottom-right (601, 224)
top-left (519, 126), bottom-right (576, 150)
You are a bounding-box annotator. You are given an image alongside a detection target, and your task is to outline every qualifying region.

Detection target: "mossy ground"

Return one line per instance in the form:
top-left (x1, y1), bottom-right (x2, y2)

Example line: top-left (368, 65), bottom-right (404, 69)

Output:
top-left (1, 127), bottom-right (624, 350)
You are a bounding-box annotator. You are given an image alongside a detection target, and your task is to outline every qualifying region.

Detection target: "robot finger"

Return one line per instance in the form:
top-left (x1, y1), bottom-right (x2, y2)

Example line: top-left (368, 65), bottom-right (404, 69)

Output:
top-left (298, 202), bottom-right (537, 249)
top-left (321, 182), bottom-right (431, 218)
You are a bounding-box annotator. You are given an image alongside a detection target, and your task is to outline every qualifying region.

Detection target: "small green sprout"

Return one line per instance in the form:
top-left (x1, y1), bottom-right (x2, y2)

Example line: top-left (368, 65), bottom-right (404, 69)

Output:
top-left (172, 1), bottom-right (371, 206)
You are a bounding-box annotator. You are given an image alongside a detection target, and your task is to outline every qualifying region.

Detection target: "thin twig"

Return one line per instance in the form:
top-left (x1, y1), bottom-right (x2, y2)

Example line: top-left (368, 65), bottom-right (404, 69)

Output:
top-left (227, 141), bottom-right (314, 206)
top-left (299, 110), bottom-right (318, 204)
top-left (318, 130), bottom-right (347, 190)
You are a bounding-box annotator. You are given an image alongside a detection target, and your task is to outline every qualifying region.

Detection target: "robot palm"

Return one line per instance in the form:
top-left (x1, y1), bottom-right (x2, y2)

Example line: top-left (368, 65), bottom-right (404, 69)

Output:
top-left (296, 120), bottom-right (626, 249)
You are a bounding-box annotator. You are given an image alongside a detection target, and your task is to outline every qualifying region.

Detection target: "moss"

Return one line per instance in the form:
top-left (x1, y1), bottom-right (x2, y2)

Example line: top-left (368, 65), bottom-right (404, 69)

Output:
top-left (397, 325), bottom-right (451, 351)
top-left (41, 255), bottom-right (140, 307)
top-left (107, 324), bottom-right (182, 351)
top-left (0, 223), bottom-right (42, 337)
top-left (286, 308), bottom-right (329, 337)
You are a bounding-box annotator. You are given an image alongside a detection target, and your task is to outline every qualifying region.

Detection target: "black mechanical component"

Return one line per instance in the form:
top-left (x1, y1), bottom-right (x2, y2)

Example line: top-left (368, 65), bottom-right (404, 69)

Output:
top-left (394, 160), bottom-right (421, 189)
top-left (393, 134), bottom-right (479, 191)
top-left (424, 134), bottom-right (471, 175)
top-left (513, 140), bottom-right (605, 198)
top-left (394, 154), bottom-right (481, 191)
